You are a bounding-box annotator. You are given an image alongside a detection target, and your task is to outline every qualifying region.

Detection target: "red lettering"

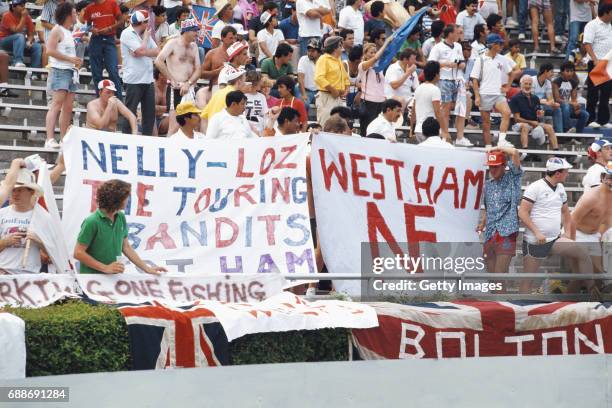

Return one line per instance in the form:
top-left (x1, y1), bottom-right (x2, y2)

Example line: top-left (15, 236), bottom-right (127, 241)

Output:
top-left (260, 148), bottom-right (275, 175)
top-left (136, 182), bottom-right (154, 217)
top-left (319, 149), bottom-right (348, 192)
top-left (146, 223), bottom-right (177, 250)
top-left (350, 153), bottom-right (369, 197)
top-left (274, 145), bottom-right (298, 169)
top-left (462, 170), bottom-right (485, 210)
top-left (413, 165), bottom-right (434, 204)
top-left (83, 179), bottom-right (104, 212)
top-left (385, 159), bottom-right (404, 200)
top-left (433, 167), bottom-right (459, 208)
top-left (236, 148), bottom-right (254, 177)
top-left (271, 177), bottom-right (290, 203)
top-left (370, 156), bottom-right (385, 200)
top-left (194, 188), bottom-right (211, 213)
top-left (257, 215), bottom-right (281, 245)
top-left (216, 217), bottom-right (239, 247)
top-left (234, 184), bottom-right (256, 207)
top-left (366, 201), bottom-right (405, 261)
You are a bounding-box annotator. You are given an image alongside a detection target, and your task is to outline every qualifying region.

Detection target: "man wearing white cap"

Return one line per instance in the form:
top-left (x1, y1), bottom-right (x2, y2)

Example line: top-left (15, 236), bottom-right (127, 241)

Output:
top-left (120, 10), bottom-right (159, 136)
top-left (257, 11), bottom-right (284, 63)
top-left (0, 168), bottom-right (52, 274)
top-left (199, 65), bottom-right (246, 132)
top-left (206, 90), bottom-right (257, 140)
top-left (518, 157), bottom-right (595, 295)
top-left (211, 0), bottom-right (235, 48)
top-left (86, 80), bottom-right (138, 134)
top-left (571, 161), bottom-right (612, 275)
top-left (583, 139), bottom-right (612, 191)
top-left (155, 18), bottom-right (201, 135)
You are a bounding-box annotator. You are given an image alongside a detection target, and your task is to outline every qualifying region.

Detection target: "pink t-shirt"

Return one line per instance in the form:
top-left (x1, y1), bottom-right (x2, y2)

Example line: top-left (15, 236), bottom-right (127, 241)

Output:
top-left (358, 63), bottom-right (385, 103)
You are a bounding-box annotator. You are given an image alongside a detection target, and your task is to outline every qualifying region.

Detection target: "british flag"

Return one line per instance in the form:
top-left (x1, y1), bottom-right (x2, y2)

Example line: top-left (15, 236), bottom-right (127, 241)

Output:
top-left (352, 301), bottom-right (612, 359)
top-left (191, 5), bottom-right (218, 49)
top-left (119, 301), bottom-right (229, 369)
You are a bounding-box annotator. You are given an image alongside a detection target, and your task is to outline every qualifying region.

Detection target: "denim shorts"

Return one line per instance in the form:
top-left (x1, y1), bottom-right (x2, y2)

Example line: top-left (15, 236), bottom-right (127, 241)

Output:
top-left (49, 67), bottom-right (77, 92)
top-left (528, 0), bottom-right (551, 11)
top-left (439, 79), bottom-right (459, 103)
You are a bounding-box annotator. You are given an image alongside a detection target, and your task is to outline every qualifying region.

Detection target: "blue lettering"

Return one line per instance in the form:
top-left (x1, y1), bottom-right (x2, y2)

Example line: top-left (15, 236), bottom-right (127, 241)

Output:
top-left (291, 177), bottom-right (307, 204)
top-left (137, 146), bottom-right (156, 176)
top-left (173, 187), bottom-right (196, 216)
top-left (181, 149), bottom-right (204, 179)
top-left (110, 144), bottom-right (129, 175)
top-left (127, 222), bottom-right (145, 249)
top-left (180, 220), bottom-right (207, 247)
top-left (81, 141), bottom-right (106, 172)
top-left (283, 214), bottom-right (310, 246)
top-left (159, 148), bottom-right (177, 177)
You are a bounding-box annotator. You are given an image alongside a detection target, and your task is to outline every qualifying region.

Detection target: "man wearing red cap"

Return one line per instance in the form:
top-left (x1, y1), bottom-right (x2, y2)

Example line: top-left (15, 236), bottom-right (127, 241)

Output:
top-left (86, 80), bottom-right (138, 134)
top-left (477, 146), bottom-right (522, 283)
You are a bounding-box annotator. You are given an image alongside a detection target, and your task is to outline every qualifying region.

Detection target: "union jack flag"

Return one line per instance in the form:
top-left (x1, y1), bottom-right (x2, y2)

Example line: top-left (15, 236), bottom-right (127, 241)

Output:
top-left (120, 301), bottom-right (229, 369)
top-left (191, 5), bottom-right (218, 49)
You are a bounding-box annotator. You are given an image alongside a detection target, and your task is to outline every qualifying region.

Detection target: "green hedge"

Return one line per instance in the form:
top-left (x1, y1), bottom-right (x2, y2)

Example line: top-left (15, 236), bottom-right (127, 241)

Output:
top-left (9, 300), bottom-right (349, 377)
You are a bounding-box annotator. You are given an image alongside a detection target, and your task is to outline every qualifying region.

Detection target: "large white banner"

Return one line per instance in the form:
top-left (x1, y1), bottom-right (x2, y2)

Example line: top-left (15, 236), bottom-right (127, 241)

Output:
top-left (77, 273), bottom-right (286, 305)
top-left (311, 133), bottom-right (486, 294)
top-left (62, 127), bottom-right (314, 275)
top-left (0, 313), bottom-right (25, 379)
top-left (0, 274), bottom-right (77, 308)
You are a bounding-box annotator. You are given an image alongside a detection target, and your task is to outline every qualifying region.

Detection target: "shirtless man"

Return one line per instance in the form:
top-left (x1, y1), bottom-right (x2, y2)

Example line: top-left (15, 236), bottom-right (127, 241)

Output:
top-left (86, 80), bottom-right (138, 133)
top-left (571, 162), bottom-right (612, 276)
top-left (201, 25), bottom-right (237, 103)
top-left (154, 69), bottom-right (169, 135)
top-left (154, 18), bottom-right (201, 135)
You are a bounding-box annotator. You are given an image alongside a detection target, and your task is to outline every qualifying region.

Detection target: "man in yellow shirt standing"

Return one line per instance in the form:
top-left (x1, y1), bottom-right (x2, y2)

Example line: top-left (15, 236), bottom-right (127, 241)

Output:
top-left (314, 36), bottom-right (350, 125)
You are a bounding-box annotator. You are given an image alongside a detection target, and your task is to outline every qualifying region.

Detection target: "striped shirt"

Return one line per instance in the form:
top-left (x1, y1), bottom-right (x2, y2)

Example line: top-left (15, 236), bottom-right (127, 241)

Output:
top-left (41, 0), bottom-right (60, 40)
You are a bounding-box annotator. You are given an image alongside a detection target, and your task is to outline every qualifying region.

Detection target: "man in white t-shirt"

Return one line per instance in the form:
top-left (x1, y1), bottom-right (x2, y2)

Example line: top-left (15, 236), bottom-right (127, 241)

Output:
top-left (518, 157), bottom-right (595, 295)
top-left (428, 24), bottom-right (471, 146)
top-left (0, 168), bottom-right (50, 274)
top-left (211, 0), bottom-right (234, 49)
top-left (257, 12), bottom-right (285, 63)
top-left (478, 0), bottom-right (501, 19)
top-left (298, 38), bottom-right (321, 107)
top-left (412, 61), bottom-right (442, 142)
top-left (296, 0), bottom-right (330, 56)
top-left (419, 116), bottom-right (455, 149)
top-left (384, 48), bottom-right (418, 114)
top-left (171, 102), bottom-right (205, 140)
top-left (470, 34), bottom-right (516, 147)
top-left (206, 90), bottom-right (258, 140)
top-left (456, 0), bottom-right (486, 41)
top-left (338, 0), bottom-right (364, 45)
top-left (366, 99), bottom-right (402, 142)
top-left (583, 139), bottom-right (612, 191)
top-left (470, 23), bottom-right (487, 59)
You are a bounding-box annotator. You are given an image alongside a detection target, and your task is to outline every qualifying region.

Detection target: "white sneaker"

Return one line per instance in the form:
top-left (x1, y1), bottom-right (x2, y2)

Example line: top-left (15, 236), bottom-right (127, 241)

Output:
top-left (555, 35), bottom-right (565, 44)
top-left (588, 121), bottom-right (601, 128)
top-left (604, 123), bottom-right (612, 129)
top-left (455, 137), bottom-right (474, 147)
top-left (506, 17), bottom-right (519, 28)
top-left (44, 139), bottom-right (61, 149)
top-left (497, 139), bottom-right (515, 148)
top-left (518, 33), bottom-right (526, 40)
top-left (305, 287), bottom-right (316, 297)
top-left (15, 62), bottom-right (25, 68)
top-left (567, 127), bottom-right (576, 133)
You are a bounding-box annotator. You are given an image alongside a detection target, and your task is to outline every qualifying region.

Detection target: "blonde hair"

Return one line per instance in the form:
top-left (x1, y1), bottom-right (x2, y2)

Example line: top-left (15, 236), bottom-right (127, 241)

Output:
top-left (363, 43), bottom-right (377, 57)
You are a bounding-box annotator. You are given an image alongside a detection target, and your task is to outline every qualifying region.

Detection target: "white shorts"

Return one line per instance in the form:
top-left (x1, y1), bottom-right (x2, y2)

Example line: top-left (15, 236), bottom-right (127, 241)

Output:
top-left (575, 229), bottom-right (602, 257)
top-left (479, 94), bottom-right (506, 112)
top-left (478, 1), bottom-right (499, 19)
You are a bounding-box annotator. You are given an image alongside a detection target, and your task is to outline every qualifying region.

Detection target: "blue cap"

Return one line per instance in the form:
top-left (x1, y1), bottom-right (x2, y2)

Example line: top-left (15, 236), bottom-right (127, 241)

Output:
top-left (486, 33), bottom-right (504, 46)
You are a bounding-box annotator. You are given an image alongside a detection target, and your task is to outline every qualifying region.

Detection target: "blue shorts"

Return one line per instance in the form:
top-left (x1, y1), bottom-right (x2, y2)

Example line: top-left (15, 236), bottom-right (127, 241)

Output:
top-left (439, 79), bottom-right (460, 103)
top-left (49, 67), bottom-right (77, 93)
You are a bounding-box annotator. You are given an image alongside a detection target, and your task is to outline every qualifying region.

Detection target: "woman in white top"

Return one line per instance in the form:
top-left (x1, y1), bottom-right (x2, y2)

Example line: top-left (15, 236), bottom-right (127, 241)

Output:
top-left (257, 12), bottom-right (284, 63)
top-left (44, 2), bottom-right (82, 150)
top-left (357, 39), bottom-right (391, 136)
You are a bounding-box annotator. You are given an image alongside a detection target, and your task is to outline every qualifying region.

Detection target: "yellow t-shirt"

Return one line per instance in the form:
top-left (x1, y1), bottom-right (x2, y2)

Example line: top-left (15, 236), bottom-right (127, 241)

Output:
top-left (505, 52), bottom-right (526, 69)
top-left (200, 85), bottom-right (235, 120)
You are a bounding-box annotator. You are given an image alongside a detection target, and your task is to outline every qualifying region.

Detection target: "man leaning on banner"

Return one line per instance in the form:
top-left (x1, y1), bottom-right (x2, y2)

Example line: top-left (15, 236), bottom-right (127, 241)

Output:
top-left (74, 179), bottom-right (167, 275)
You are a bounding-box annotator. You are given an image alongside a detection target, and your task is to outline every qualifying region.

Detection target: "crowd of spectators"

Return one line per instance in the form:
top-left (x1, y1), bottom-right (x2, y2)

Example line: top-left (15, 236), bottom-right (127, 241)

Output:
top-left (0, 0), bottom-right (611, 296)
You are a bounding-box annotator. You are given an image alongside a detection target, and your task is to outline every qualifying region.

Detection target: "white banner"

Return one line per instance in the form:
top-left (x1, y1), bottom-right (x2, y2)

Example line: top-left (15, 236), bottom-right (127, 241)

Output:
top-left (310, 133), bottom-right (486, 294)
top-left (0, 313), bottom-right (25, 379)
top-left (77, 273), bottom-right (287, 305)
top-left (200, 291), bottom-right (379, 341)
top-left (62, 127), bottom-right (314, 275)
top-left (0, 274), bottom-right (77, 308)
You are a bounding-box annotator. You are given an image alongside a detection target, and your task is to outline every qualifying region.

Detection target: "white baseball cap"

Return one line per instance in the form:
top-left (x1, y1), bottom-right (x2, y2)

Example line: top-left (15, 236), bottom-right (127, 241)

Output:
top-left (546, 157), bottom-right (573, 172)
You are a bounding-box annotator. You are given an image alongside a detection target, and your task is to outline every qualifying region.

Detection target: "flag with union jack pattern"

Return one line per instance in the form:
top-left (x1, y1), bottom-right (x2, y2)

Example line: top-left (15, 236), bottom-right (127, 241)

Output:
top-left (120, 301), bottom-right (230, 369)
top-left (191, 5), bottom-right (218, 49)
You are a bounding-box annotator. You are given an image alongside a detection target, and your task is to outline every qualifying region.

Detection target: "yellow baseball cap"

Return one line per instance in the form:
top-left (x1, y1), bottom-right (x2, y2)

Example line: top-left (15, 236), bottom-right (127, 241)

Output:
top-left (175, 101), bottom-right (202, 116)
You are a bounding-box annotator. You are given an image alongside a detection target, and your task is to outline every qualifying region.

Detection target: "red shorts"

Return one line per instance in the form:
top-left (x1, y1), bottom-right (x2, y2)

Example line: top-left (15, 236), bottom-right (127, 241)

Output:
top-left (484, 231), bottom-right (518, 257)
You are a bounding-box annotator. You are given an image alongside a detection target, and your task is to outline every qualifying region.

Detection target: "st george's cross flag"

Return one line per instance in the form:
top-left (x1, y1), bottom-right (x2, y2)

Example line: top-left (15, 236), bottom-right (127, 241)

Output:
top-left (191, 5), bottom-right (218, 49)
top-left (119, 301), bottom-right (230, 369)
top-left (589, 49), bottom-right (612, 87)
top-left (352, 301), bottom-right (612, 359)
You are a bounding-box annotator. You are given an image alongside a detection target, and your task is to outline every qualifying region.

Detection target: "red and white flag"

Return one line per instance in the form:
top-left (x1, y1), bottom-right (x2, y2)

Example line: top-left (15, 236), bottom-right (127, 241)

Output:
top-left (589, 49), bottom-right (612, 87)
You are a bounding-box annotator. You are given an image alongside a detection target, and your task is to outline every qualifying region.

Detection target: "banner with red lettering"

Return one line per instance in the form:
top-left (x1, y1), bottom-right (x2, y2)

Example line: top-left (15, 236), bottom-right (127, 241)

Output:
top-left (0, 274), bottom-right (77, 308)
top-left (76, 273), bottom-right (286, 305)
top-left (352, 301), bottom-right (612, 359)
top-left (62, 127), bottom-right (314, 276)
top-left (310, 133), bottom-right (485, 294)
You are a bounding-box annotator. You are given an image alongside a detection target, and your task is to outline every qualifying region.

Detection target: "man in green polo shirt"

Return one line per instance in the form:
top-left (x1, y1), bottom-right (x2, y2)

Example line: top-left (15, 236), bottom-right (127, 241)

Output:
top-left (260, 43), bottom-right (294, 81)
top-left (74, 179), bottom-right (167, 275)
